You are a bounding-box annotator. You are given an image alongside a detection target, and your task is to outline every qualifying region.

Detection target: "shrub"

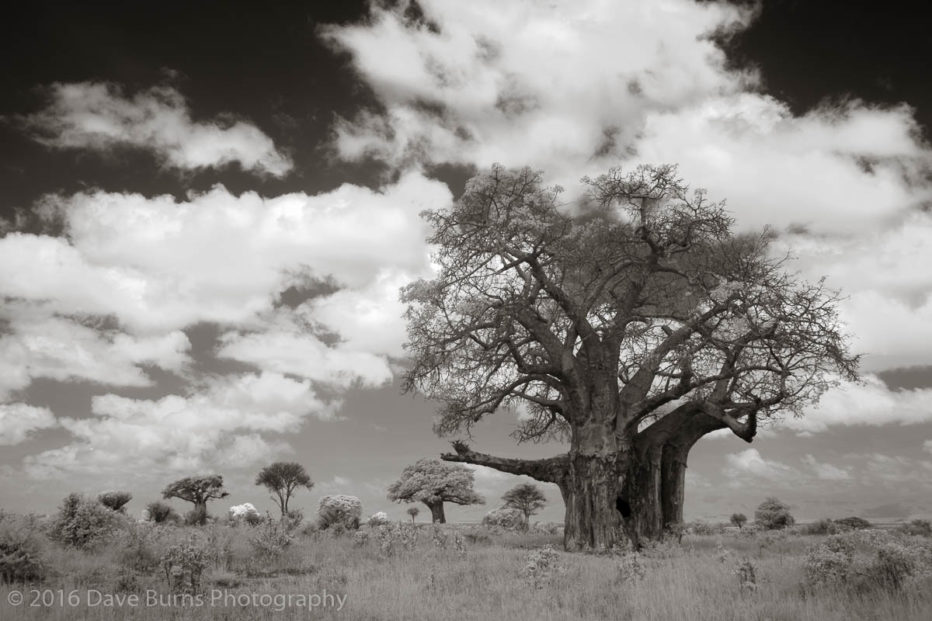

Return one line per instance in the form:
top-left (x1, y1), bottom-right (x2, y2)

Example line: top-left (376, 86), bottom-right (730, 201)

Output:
top-left (803, 530), bottom-right (932, 593)
top-left (686, 520), bottom-right (724, 536)
top-left (802, 518), bottom-right (838, 535)
top-left (317, 495), bottom-right (361, 531)
top-left (834, 516), bottom-right (871, 531)
top-left (482, 506), bottom-right (525, 531)
top-left (368, 511), bottom-right (391, 527)
top-left (755, 497), bottom-right (795, 530)
top-left (228, 503), bottom-right (260, 524)
top-left (522, 545), bottom-right (563, 589)
top-left (48, 493), bottom-right (124, 549)
top-left (184, 505), bottom-right (209, 526)
top-left (160, 535), bottom-right (210, 594)
top-left (249, 517), bottom-right (293, 560)
top-left (0, 512), bottom-right (46, 584)
top-left (897, 519), bottom-right (932, 537)
top-left (145, 501), bottom-right (179, 524)
top-left (98, 491), bottom-right (133, 513)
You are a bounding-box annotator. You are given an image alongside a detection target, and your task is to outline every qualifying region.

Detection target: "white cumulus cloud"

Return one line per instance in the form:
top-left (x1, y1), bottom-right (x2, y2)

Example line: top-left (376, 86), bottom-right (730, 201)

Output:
top-left (22, 82), bottom-right (292, 176)
top-left (0, 403), bottom-right (58, 445)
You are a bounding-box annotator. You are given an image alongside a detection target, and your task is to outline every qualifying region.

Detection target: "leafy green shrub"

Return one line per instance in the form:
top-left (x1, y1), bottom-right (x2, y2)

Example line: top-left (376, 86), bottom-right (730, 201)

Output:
top-left (755, 497), bottom-right (794, 530)
top-left (0, 512), bottom-right (46, 584)
top-left (48, 493), bottom-right (124, 549)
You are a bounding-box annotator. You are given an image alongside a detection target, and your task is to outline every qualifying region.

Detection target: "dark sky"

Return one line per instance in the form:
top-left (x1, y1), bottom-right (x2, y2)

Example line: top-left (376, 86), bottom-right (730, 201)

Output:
top-left (3, 1), bottom-right (930, 215)
top-left (2, 1), bottom-right (931, 521)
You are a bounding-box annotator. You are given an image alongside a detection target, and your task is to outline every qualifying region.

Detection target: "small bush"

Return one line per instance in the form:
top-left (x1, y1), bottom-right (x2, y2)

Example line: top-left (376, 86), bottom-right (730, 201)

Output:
top-left (834, 516), bottom-right (871, 531)
top-left (368, 511), bottom-right (391, 527)
top-left (161, 535), bottom-right (210, 594)
top-left (184, 505), bottom-right (209, 526)
top-left (482, 506), bottom-right (525, 531)
top-left (803, 530), bottom-right (932, 593)
top-left (522, 545), bottom-right (563, 589)
top-left (686, 520), bottom-right (724, 536)
top-left (250, 516), bottom-right (293, 560)
top-left (802, 519), bottom-right (838, 535)
top-left (48, 493), bottom-right (124, 549)
top-left (0, 512), bottom-right (46, 584)
top-left (145, 501), bottom-right (179, 524)
top-left (317, 495), bottom-right (361, 531)
top-left (897, 519), bottom-right (932, 537)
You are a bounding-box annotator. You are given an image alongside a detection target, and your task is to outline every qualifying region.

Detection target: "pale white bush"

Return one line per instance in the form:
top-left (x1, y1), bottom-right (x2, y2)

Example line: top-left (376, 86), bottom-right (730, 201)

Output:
top-left (368, 511), bottom-right (390, 526)
top-left (318, 495), bottom-right (362, 530)
top-left (228, 503), bottom-right (259, 521)
top-left (482, 506), bottom-right (525, 531)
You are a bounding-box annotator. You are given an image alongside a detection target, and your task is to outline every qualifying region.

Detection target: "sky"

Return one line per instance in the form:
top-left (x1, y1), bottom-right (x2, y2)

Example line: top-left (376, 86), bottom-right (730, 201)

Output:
top-left (1, 0), bottom-right (931, 525)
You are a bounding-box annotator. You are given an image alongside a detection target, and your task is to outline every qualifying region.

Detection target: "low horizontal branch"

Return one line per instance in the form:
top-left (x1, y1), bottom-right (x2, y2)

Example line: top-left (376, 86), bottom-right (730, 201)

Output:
top-left (441, 441), bottom-right (569, 484)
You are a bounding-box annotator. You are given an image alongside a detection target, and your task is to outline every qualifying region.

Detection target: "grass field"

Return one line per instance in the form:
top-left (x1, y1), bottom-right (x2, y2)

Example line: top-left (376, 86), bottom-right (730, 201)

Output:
top-left (2, 514), bottom-right (931, 621)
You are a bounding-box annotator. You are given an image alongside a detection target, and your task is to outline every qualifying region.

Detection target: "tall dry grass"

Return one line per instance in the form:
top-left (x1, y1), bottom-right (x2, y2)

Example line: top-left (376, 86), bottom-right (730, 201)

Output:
top-left (1, 514), bottom-right (930, 621)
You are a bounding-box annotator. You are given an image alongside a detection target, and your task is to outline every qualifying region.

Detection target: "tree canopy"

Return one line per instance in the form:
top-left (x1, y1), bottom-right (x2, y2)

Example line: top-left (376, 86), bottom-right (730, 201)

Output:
top-left (502, 483), bottom-right (547, 527)
top-left (255, 462), bottom-right (314, 517)
top-left (387, 458), bottom-right (484, 523)
top-left (161, 475), bottom-right (229, 510)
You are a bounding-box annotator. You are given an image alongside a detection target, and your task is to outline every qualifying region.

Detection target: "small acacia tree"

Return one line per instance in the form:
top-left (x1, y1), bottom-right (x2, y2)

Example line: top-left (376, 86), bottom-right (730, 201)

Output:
top-left (755, 497), bottom-right (794, 530)
top-left (255, 462), bottom-right (314, 518)
top-left (407, 506), bottom-right (420, 523)
top-left (730, 513), bottom-right (748, 530)
top-left (403, 164), bottom-right (858, 550)
top-left (387, 458), bottom-right (484, 523)
top-left (502, 483), bottom-right (547, 528)
top-left (161, 475), bottom-right (228, 525)
top-left (98, 491), bottom-right (132, 513)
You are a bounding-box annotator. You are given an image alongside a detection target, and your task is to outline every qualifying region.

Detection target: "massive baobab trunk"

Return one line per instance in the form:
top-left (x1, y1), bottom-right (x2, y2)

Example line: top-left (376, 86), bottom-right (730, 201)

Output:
top-left (425, 500), bottom-right (446, 523)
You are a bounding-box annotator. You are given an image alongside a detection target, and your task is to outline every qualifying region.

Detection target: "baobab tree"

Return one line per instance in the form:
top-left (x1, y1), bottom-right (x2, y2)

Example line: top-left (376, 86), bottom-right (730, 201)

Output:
top-left (387, 458), bottom-right (484, 523)
top-left (402, 164), bottom-right (857, 550)
top-left (162, 474), bottom-right (229, 525)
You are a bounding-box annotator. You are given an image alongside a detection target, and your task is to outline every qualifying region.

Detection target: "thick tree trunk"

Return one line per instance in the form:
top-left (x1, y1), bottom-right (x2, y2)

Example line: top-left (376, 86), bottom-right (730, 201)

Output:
top-left (425, 500), bottom-right (446, 523)
top-left (560, 453), bottom-right (625, 551)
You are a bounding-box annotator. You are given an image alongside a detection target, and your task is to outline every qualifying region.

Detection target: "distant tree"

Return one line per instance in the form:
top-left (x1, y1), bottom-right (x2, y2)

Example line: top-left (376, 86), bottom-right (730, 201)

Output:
top-left (407, 506), bottom-right (420, 523)
top-left (97, 491), bottom-right (132, 513)
top-left (755, 497), bottom-right (794, 530)
top-left (145, 501), bottom-right (179, 524)
top-left (387, 458), bottom-right (484, 523)
top-left (161, 475), bottom-right (228, 525)
top-left (255, 462), bottom-right (314, 518)
top-left (502, 483), bottom-right (547, 528)
top-left (730, 513), bottom-right (748, 530)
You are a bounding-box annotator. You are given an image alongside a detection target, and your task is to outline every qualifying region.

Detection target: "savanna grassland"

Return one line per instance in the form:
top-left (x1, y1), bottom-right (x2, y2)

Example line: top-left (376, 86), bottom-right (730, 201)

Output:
top-left (3, 509), bottom-right (932, 621)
